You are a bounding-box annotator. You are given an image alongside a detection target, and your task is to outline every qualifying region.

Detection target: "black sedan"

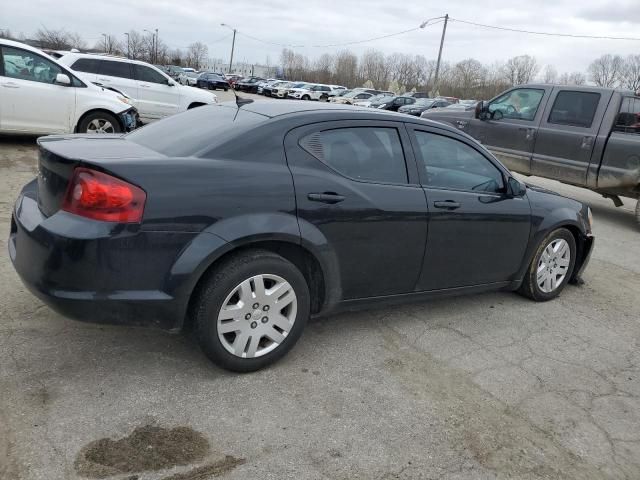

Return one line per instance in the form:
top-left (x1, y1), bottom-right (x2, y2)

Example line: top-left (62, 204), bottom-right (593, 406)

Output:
top-left (371, 95), bottom-right (417, 111)
top-left (196, 73), bottom-right (229, 91)
top-left (398, 98), bottom-right (451, 116)
top-left (9, 101), bottom-right (594, 372)
top-left (234, 77), bottom-right (265, 93)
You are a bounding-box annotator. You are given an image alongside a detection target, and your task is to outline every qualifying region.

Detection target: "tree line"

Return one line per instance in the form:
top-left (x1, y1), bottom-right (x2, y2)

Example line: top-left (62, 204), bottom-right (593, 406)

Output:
top-left (1, 27), bottom-right (638, 98)
top-left (0, 27), bottom-right (209, 70)
top-left (281, 48), bottom-right (640, 98)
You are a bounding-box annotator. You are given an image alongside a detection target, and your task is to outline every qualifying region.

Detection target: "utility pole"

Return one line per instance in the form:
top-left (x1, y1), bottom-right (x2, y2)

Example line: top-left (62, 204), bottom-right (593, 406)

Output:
top-left (124, 32), bottom-right (130, 59)
top-left (101, 33), bottom-right (108, 53)
top-left (155, 28), bottom-right (159, 64)
top-left (432, 13), bottom-right (448, 96)
top-left (221, 24), bottom-right (237, 73)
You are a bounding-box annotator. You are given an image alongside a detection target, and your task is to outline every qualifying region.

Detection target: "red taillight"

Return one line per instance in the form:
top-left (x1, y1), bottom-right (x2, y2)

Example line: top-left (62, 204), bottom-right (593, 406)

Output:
top-left (62, 168), bottom-right (146, 223)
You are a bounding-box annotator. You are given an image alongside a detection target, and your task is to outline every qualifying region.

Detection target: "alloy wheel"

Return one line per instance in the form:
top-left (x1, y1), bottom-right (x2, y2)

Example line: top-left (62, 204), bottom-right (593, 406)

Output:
top-left (86, 119), bottom-right (115, 134)
top-left (217, 274), bottom-right (297, 358)
top-left (536, 239), bottom-right (571, 293)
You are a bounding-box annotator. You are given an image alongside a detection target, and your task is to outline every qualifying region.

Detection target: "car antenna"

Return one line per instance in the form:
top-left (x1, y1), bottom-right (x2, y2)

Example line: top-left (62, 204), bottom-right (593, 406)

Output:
top-left (232, 86), bottom-right (253, 107)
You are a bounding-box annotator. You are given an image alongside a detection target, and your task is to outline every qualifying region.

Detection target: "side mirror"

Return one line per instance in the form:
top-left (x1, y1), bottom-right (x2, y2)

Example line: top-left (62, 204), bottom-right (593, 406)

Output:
top-left (475, 100), bottom-right (489, 119)
top-left (507, 177), bottom-right (526, 197)
top-left (55, 73), bottom-right (71, 86)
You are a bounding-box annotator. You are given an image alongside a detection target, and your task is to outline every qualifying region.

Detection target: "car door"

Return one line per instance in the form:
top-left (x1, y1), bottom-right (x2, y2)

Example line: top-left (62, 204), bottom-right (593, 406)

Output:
top-left (532, 88), bottom-right (610, 187)
top-left (284, 120), bottom-right (428, 300)
top-left (95, 59), bottom-right (138, 100)
top-left (132, 64), bottom-right (180, 121)
top-left (466, 87), bottom-right (548, 175)
top-left (407, 125), bottom-right (531, 290)
top-left (0, 45), bottom-right (75, 134)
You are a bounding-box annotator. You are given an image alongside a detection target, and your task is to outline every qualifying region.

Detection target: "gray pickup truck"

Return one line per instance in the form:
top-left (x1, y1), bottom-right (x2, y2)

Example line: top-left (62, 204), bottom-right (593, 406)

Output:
top-left (424, 84), bottom-right (640, 225)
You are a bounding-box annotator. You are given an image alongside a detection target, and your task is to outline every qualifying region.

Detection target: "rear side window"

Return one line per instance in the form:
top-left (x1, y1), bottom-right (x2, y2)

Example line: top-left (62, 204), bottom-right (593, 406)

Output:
top-left (70, 58), bottom-right (99, 74)
top-left (548, 91), bottom-right (601, 128)
top-left (615, 97), bottom-right (640, 134)
top-left (300, 127), bottom-right (408, 184)
top-left (133, 64), bottom-right (167, 84)
top-left (97, 60), bottom-right (133, 79)
top-left (413, 131), bottom-right (504, 193)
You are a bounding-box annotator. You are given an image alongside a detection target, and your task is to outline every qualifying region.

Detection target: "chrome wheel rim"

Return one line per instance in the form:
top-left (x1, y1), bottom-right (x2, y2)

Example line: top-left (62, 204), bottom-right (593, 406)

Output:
top-left (537, 239), bottom-right (570, 293)
top-left (217, 274), bottom-right (297, 358)
top-left (86, 118), bottom-right (115, 134)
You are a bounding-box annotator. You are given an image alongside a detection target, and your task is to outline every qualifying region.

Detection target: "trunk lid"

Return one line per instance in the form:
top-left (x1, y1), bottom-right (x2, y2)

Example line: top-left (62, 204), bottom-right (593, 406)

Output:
top-left (36, 135), bottom-right (162, 217)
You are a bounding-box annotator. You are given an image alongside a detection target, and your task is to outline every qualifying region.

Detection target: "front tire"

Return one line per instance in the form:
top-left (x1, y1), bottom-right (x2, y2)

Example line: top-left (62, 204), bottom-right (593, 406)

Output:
top-left (194, 250), bottom-right (310, 372)
top-left (77, 112), bottom-right (122, 134)
top-left (518, 228), bottom-right (576, 301)
top-left (302, 95), bottom-right (310, 101)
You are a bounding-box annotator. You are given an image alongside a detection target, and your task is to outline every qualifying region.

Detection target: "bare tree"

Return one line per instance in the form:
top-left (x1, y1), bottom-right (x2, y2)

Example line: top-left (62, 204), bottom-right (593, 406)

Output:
top-left (125, 30), bottom-right (146, 60)
top-left (451, 58), bottom-right (487, 98)
top-left (187, 42), bottom-right (208, 69)
top-left (502, 55), bottom-right (539, 86)
top-left (620, 55), bottom-right (640, 92)
top-left (35, 27), bottom-right (74, 49)
top-left (359, 49), bottom-right (388, 89)
top-left (558, 71), bottom-right (587, 85)
top-left (588, 54), bottom-right (623, 87)
top-left (542, 65), bottom-right (558, 84)
top-left (95, 34), bottom-right (122, 55)
top-left (333, 50), bottom-right (358, 87)
top-left (314, 53), bottom-right (334, 84)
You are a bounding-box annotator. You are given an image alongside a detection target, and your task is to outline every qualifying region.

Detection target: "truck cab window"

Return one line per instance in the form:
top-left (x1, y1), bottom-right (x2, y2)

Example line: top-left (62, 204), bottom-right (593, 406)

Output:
top-left (548, 91), bottom-right (601, 128)
top-left (488, 88), bottom-right (544, 121)
top-left (615, 97), bottom-right (640, 133)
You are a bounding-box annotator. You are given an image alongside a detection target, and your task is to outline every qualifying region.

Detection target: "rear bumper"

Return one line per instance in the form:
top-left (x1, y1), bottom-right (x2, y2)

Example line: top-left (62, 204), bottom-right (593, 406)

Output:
top-left (9, 182), bottom-right (200, 330)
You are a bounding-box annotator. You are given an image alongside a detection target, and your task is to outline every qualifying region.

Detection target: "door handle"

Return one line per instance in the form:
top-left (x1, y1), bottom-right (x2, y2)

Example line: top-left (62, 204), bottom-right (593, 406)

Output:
top-left (433, 200), bottom-right (461, 210)
top-left (307, 192), bottom-right (345, 204)
top-left (581, 136), bottom-right (594, 149)
top-left (140, 84), bottom-right (151, 88)
top-left (97, 77), bottom-right (111, 82)
top-left (1, 82), bottom-right (19, 88)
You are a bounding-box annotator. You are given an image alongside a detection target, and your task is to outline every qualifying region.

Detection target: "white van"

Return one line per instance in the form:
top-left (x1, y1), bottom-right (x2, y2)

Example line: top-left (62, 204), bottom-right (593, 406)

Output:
top-left (0, 39), bottom-right (137, 135)
top-left (59, 53), bottom-right (217, 124)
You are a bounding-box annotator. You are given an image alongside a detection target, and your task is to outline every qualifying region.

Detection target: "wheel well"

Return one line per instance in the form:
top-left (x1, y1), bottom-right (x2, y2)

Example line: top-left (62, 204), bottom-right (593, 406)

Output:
top-left (562, 224), bottom-right (588, 281)
top-left (188, 102), bottom-right (206, 109)
top-left (75, 109), bottom-right (123, 133)
top-left (184, 241), bottom-right (326, 332)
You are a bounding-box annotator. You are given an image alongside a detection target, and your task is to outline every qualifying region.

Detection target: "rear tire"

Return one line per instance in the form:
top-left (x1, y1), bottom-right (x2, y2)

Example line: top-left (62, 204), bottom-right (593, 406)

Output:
top-left (302, 95), bottom-right (310, 101)
top-left (194, 250), bottom-right (310, 372)
top-left (77, 111), bottom-right (122, 134)
top-left (518, 228), bottom-right (576, 301)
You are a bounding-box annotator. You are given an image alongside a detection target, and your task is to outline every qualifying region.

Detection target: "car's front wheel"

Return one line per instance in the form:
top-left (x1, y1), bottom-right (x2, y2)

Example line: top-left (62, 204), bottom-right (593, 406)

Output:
top-left (194, 250), bottom-right (310, 372)
top-left (77, 112), bottom-right (122, 134)
top-left (519, 228), bottom-right (576, 301)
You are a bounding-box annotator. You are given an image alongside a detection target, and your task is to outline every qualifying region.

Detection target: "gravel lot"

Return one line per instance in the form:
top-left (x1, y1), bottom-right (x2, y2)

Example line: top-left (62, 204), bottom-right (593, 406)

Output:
top-left (1, 95), bottom-right (640, 479)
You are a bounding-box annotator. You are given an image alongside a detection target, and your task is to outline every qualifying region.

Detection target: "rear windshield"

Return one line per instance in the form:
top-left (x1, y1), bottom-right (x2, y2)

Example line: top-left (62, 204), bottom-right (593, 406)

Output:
top-left (126, 105), bottom-right (266, 157)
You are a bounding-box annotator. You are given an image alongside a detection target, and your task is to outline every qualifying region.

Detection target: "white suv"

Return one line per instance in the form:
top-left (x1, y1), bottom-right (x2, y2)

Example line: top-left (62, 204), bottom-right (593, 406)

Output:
top-left (0, 39), bottom-right (137, 135)
top-left (59, 53), bottom-right (217, 124)
top-left (289, 84), bottom-right (335, 101)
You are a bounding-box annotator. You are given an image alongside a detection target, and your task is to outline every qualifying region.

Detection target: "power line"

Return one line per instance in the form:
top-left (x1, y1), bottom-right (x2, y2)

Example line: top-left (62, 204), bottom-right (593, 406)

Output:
top-left (449, 17), bottom-right (640, 41)
top-left (234, 17), bottom-right (444, 49)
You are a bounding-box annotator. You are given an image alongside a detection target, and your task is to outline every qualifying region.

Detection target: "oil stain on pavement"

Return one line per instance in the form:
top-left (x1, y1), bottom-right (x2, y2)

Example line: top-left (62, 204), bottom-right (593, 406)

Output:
top-left (74, 424), bottom-right (243, 478)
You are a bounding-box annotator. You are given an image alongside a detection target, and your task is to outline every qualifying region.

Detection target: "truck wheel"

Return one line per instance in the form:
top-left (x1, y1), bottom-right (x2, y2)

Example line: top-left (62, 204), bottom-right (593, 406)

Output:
top-left (518, 228), bottom-right (576, 301)
top-left (194, 250), bottom-right (310, 372)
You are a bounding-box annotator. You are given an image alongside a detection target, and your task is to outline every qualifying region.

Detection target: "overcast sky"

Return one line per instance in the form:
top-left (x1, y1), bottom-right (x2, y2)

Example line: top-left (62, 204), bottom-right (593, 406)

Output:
top-left (3, 0), bottom-right (640, 73)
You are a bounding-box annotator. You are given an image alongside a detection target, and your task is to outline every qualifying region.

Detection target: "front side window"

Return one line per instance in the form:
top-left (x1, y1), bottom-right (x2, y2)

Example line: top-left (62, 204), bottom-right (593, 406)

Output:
top-left (489, 88), bottom-right (544, 121)
top-left (98, 60), bottom-right (133, 79)
top-left (413, 131), bottom-right (504, 193)
top-left (1, 46), bottom-right (63, 84)
top-left (133, 64), bottom-right (168, 84)
top-left (300, 127), bottom-right (408, 184)
top-left (614, 97), bottom-right (640, 133)
top-left (548, 91), bottom-right (600, 128)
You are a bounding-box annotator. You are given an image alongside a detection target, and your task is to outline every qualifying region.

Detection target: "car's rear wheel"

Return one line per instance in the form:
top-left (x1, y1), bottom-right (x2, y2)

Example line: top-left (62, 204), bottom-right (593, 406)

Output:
top-left (78, 112), bottom-right (122, 134)
top-left (302, 94), bottom-right (310, 100)
top-left (519, 228), bottom-right (576, 301)
top-left (320, 94), bottom-right (328, 102)
top-left (194, 250), bottom-right (310, 372)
